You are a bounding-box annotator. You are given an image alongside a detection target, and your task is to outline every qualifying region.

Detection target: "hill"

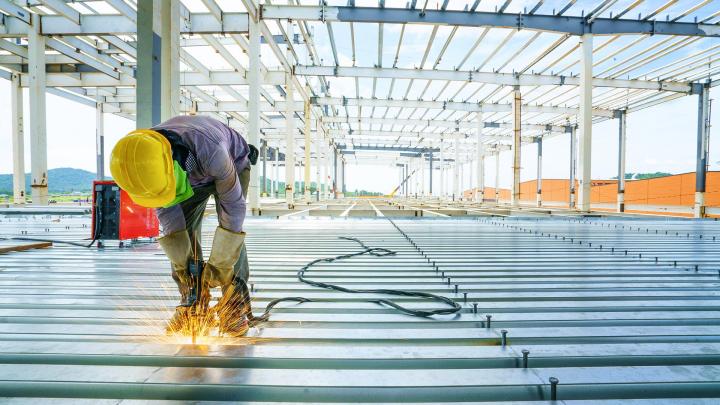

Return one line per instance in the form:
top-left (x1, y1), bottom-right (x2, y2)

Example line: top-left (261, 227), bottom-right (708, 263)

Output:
top-left (611, 172), bottom-right (673, 180)
top-left (0, 168), bottom-right (96, 195)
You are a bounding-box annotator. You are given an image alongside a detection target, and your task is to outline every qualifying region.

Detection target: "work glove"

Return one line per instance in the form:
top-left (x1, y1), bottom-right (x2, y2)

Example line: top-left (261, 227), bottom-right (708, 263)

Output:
top-left (205, 227), bottom-right (246, 288)
top-left (157, 230), bottom-right (193, 288)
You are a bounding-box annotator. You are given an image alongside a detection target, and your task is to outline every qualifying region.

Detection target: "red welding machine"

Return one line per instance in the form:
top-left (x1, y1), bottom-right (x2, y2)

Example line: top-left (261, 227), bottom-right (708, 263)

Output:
top-left (91, 180), bottom-right (159, 244)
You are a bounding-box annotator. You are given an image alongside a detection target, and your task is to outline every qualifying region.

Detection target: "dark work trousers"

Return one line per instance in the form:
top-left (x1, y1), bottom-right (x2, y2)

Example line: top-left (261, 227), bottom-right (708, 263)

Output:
top-left (170, 167), bottom-right (251, 292)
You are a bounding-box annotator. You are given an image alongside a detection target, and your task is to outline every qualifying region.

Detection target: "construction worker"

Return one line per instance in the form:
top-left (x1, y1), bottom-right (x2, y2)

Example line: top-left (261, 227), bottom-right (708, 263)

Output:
top-left (109, 115), bottom-right (258, 337)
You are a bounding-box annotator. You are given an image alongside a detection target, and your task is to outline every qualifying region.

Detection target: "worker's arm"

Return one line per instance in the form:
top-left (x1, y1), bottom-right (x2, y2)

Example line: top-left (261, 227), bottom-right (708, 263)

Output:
top-left (206, 147), bottom-right (246, 233)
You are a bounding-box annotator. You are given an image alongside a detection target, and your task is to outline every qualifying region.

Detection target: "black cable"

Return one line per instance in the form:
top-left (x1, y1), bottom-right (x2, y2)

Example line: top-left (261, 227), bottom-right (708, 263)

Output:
top-left (249, 236), bottom-right (462, 324)
top-left (5, 188), bottom-right (111, 249)
top-left (8, 236), bottom-right (97, 248)
top-left (8, 215), bottom-right (99, 248)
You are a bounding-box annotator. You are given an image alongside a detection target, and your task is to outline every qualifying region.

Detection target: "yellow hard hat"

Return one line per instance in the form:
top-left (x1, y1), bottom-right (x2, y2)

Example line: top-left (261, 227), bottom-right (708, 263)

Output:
top-left (110, 129), bottom-right (176, 208)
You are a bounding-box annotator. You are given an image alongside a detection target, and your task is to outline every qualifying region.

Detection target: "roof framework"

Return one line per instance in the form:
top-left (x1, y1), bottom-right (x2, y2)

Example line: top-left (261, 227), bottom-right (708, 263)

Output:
top-left (1, 0), bottom-right (718, 208)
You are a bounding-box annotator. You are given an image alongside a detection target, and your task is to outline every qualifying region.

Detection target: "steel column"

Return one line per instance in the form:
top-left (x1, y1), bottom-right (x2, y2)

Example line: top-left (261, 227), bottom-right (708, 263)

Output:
top-left (695, 84), bottom-right (711, 218)
top-left (274, 148), bottom-right (280, 198)
top-left (342, 159), bottom-right (346, 195)
top-left (536, 137), bottom-right (543, 208)
top-left (439, 139), bottom-right (445, 199)
top-left (160, 0), bottom-right (179, 121)
top-left (11, 73), bottom-right (25, 204)
top-left (459, 160), bottom-right (464, 200)
top-left (303, 100), bottom-right (311, 199)
top-left (95, 98), bottom-right (105, 180)
top-left (577, 33), bottom-right (593, 212)
top-left (476, 112), bottom-right (484, 203)
top-left (284, 76), bottom-right (295, 205)
top-left (420, 157), bottom-right (426, 196)
top-left (570, 126), bottom-right (577, 209)
top-left (136, 0), bottom-right (161, 128)
top-left (408, 162), bottom-right (413, 197)
top-left (429, 152), bottom-right (434, 195)
top-left (247, 17), bottom-right (261, 210)
top-left (261, 141), bottom-right (267, 196)
top-left (494, 152), bottom-right (500, 203)
top-left (333, 148), bottom-right (338, 199)
top-left (28, 15), bottom-right (48, 205)
top-left (511, 86), bottom-right (521, 207)
top-left (617, 110), bottom-right (627, 213)
top-left (315, 119), bottom-right (322, 201)
top-left (453, 138), bottom-right (460, 200)
top-left (324, 143), bottom-right (331, 200)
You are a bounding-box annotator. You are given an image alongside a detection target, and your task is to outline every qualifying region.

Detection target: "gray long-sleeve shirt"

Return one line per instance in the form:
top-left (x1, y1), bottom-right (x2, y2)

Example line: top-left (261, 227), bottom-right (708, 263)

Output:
top-left (153, 115), bottom-right (250, 234)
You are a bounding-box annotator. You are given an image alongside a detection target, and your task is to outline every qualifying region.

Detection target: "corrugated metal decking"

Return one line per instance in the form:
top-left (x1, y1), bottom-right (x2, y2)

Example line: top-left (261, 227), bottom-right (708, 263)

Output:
top-left (1, 214), bottom-right (720, 403)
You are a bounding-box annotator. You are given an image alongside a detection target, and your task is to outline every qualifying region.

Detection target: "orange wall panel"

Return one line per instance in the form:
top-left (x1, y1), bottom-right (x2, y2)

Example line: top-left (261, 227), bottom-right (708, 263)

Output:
top-left (465, 172), bottom-right (720, 210)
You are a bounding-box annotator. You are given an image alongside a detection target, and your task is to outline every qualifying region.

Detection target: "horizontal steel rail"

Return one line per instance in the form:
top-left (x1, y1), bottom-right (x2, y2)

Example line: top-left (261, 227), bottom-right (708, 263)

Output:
top-left (1, 213), bottom-right (720, 402)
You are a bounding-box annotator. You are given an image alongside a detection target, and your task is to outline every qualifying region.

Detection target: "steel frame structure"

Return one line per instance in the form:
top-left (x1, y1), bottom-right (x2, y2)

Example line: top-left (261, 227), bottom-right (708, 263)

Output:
top-left (1, 0), bottom-right (719, 214)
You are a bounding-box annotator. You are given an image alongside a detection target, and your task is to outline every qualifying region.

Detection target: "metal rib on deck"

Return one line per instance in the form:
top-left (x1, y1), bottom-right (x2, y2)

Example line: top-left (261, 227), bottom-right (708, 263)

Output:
top-left (0, 214), bottom-right (720, 403)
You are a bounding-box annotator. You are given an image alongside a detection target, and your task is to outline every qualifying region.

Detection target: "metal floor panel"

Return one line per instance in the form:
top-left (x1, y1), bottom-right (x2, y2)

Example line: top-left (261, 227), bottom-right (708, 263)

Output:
top-left (1, 214), bottom-right (720, 402)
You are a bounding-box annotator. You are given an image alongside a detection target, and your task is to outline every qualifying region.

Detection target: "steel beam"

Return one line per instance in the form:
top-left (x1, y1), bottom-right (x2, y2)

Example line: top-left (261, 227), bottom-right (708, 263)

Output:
top-left (322, 116), bottom-right (570, 133)
top-left (10, 72), bottom-right (25, 204)
top-left (106, 0), bottom-right (137, 23)
top-left (41, 0), bottom-right (81, 25)
top-left (295, 65), bottom-right (693, 93)
top-left (0, 0), bottom-right (30, 25)
top-left (325, 129), bottom-right (494, 141)
top-left (262, 5), bottom-right (720, 37)
top-left (44, 38), bottom-right (120, 79)
top-left (311, 97), bottom-right (615, 117)
top-left (16, 72), bottom-right (135, 88)
top-left (336, 145), bottom-right (439, 154)
top-left (0, 37), bottom-right (27, 57)
top-left (1, 13), bottom-right (250, 36)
